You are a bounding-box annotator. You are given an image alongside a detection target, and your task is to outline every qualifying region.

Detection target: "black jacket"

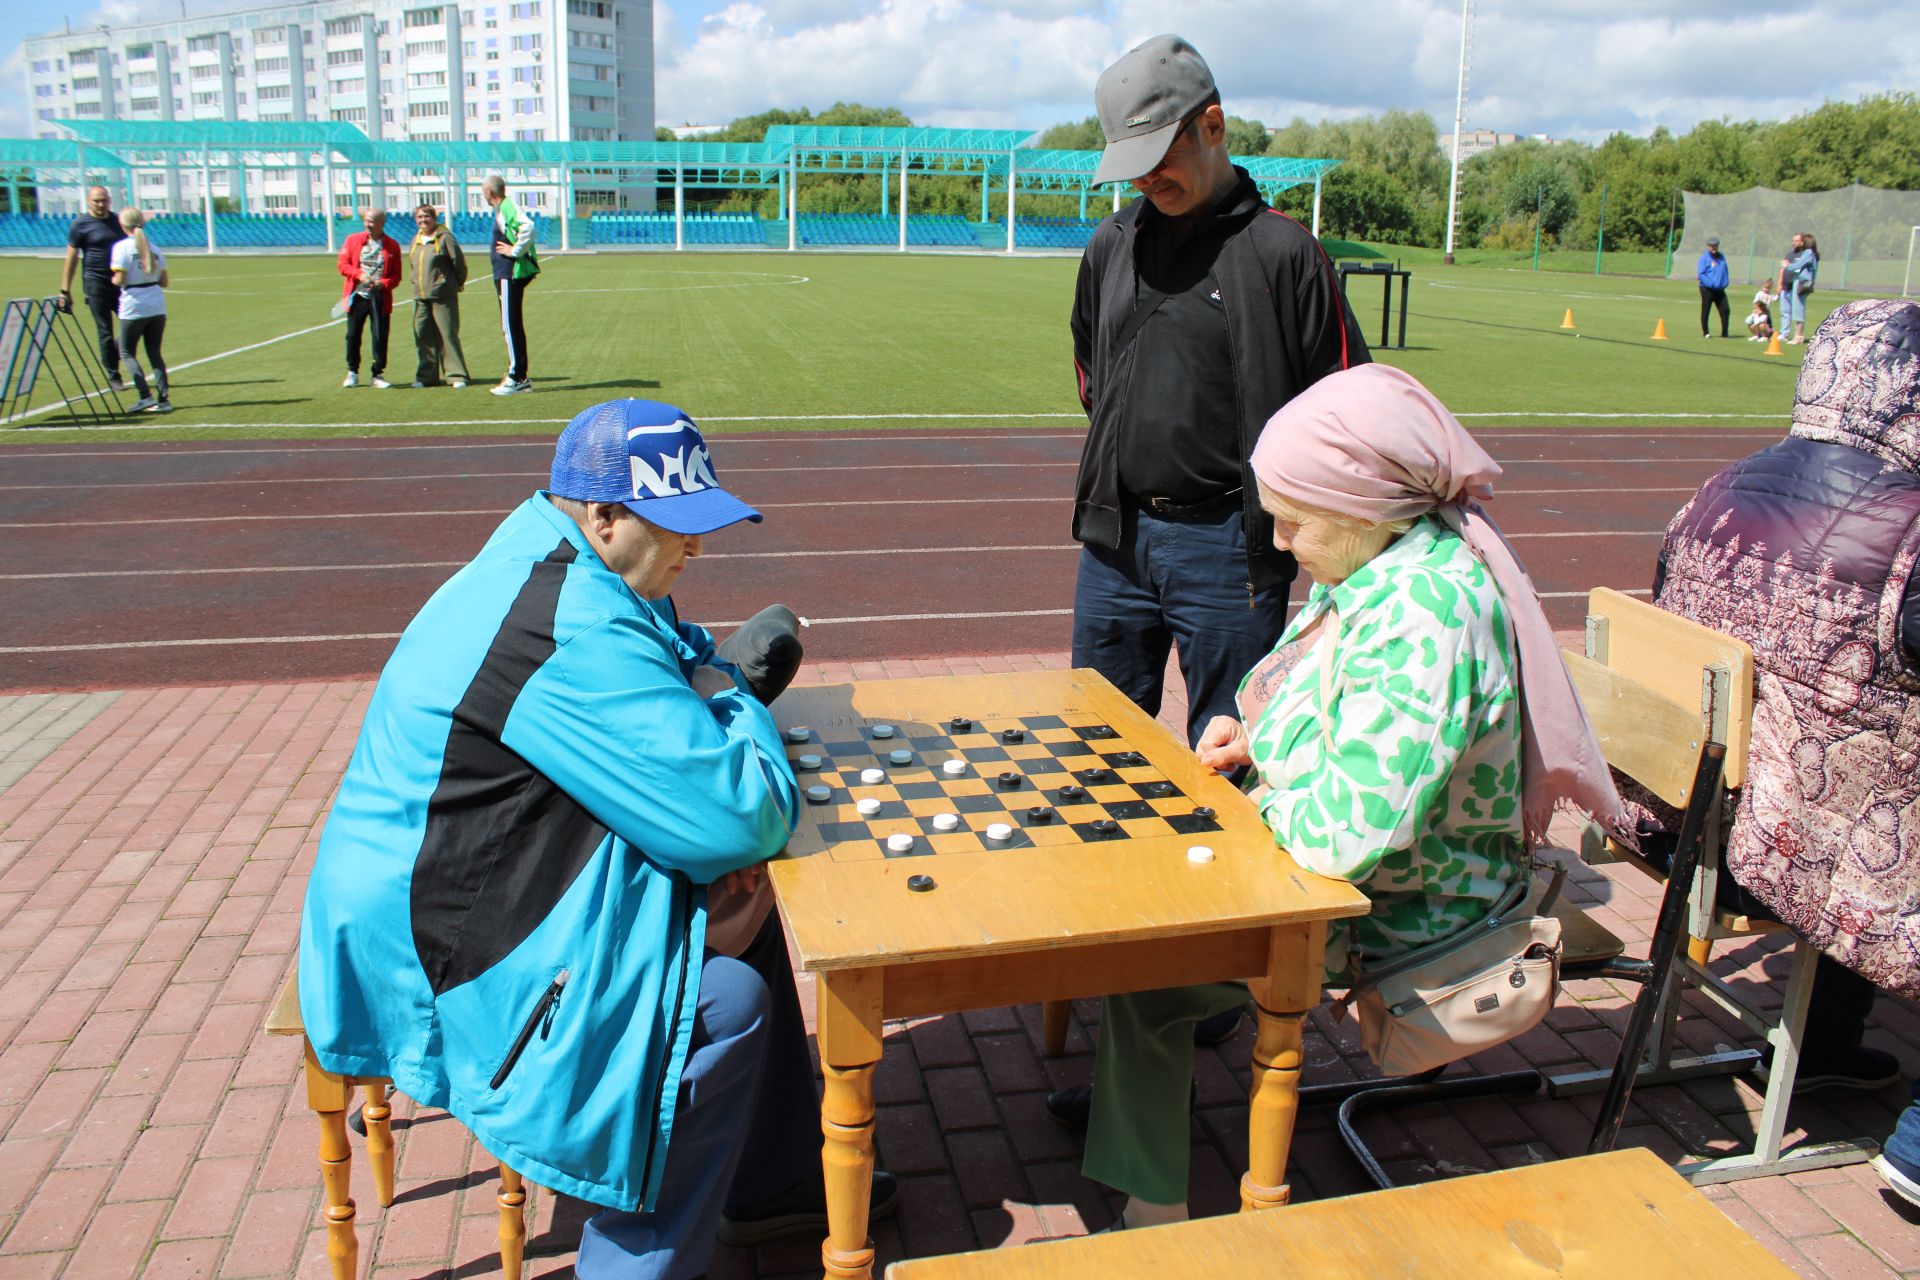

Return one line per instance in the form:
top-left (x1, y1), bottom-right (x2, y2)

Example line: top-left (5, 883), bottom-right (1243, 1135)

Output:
top-left (1069, 170), bottom-right (1370, 591)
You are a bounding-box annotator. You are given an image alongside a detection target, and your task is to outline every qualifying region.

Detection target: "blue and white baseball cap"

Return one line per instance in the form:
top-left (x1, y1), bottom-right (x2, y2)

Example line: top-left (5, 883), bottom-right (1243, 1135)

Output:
top-left (549, 399), bottom-right (762, 535)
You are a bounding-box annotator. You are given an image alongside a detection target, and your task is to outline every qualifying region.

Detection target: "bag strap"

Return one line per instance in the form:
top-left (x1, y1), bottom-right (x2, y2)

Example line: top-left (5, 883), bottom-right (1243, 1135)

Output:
top-left (1107, 285), bottom-right (1170, 368)
top-left (1332, 868), bottom-right (1537, 1015)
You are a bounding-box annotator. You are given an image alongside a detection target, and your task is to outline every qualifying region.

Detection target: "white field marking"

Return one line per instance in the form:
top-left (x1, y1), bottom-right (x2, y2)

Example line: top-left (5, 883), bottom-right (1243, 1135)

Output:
top-left (1425, 280), bottom-right (1669, 303)
top-left (9, 318), bottom-right (345, 424)
top-left (2, 590), bottom-right (1653, 654)
top-left (167, 271), bottom-right (814, 298)
top-left (33, 411), bottom-right (1086, 433)
top-left (0, 545), bottom-right (1079, 580)
top-left (1454, 412), bottom-right (1778, 421)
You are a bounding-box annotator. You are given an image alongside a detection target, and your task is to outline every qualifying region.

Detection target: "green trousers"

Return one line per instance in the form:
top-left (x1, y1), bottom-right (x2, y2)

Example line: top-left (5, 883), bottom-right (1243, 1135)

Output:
top-left (412, 297), bottom-right (468, 385)
top-left (1084, 981), bottom-right (1250, 1206)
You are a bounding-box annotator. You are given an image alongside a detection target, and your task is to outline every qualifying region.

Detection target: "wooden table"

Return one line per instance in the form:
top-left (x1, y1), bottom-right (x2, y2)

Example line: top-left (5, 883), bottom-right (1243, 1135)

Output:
top-left (769, 669), bottom-right (1368, 1280)
top-left (881, 1148), bottom-right (1796, 1278)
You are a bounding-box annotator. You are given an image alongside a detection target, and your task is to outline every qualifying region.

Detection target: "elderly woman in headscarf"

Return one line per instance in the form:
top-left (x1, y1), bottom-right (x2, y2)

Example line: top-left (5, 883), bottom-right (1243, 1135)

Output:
top-left (1052, 363), bottom-right (1623, 1232)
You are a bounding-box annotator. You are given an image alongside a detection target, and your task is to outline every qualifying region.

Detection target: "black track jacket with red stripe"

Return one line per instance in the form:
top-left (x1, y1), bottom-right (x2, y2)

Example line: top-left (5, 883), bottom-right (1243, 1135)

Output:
top-left (1070, 169), bottom-right (1370, 592)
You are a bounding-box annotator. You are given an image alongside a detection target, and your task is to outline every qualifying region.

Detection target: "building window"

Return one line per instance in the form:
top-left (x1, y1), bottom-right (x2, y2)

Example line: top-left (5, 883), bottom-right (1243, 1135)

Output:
top-left (193, 91), bottom-right (222, 106)
top-left (409, 70), bottom-right (448, 87)
top-left (509, 1), bottom-right (542, 16)
top-left (259, 84), bottom-right (292, 100)
top-left (331, 107), bottom-right (367, 122)
top-left (407, 39), bottom-right (449, 57)
top-left (326, 49), bottom-right (364, 66)
top-left (570, 30), bottom-right (613, 50)
top-left (332, 76), bottom-right (365, 94)
top-left (31, 60), bottom-right (50, 74)
top-left (568, 0), bottom-right (611, 15)
top-left (191, 64), bottom-right (220, 80)
top-left (405, 7), bottom-right (445, 27)
top-left (129, 70), bottom-right (158, 86)
top-left (73, 77), bottom-right (100, 92)
top-left (34, 85), bottom-right (53, 98)
top-left (127, 44), bottom-right (154, 60)
top-left (511, 65), bottom-right (539, 83)
top-left (324, 17), bottom-right (362, 36)
top-left (408, 99), bottom-right (449, 118)
top-left (73, 102), bottom-right (103, 116)
top-left (569, 94), bottom-right (608, 113)
top-left (509, 34), bottom-right (542, 51)
top-left (256, 28), bottom-right (287, 46)
top-left (255, 56), bottom-right (289, 72)
top-left (188, 35), bottom-right (219, 52)
top-left (131, 97), bottom-right (160, 113)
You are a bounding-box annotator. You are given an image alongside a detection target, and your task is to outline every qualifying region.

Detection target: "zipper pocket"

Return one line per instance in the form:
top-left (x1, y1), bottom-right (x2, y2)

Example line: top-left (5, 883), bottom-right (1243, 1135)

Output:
top-left (489, 968), bottom-right (569, 1090)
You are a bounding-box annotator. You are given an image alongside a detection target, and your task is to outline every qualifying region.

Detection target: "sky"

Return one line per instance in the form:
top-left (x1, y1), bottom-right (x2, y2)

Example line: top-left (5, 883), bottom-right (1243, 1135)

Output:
top-left (2, 0), bottom-right (1913, 144)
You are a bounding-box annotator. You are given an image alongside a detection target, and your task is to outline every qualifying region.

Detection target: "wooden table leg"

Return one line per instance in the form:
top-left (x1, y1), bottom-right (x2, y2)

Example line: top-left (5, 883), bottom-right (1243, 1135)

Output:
top-left (362, 1079), bottom-right (395, 1207)
top-left (1041, 999), bottom-right (1069, 1056)
top-left (816, 969), bottom-right (884, 1280)
top-left (303, 1042), bottom-right (358, 1280)
top-left (497, 1162), bottom-right (526, 1280)
top-left (1241, 921), bottom-right (1326, 1213)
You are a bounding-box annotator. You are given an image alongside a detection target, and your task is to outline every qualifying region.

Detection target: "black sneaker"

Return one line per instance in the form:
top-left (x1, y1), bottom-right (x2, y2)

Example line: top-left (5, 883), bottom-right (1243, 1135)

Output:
top-left (108, 375), bottom-right (126, 393)
top-left (1194, 1003), bottom-right (1250, 1047)
top-left (1761, 1043), bottom-right (1904, 1094)
top-left (718, 1170), bottom-right (898, 1246)
top-left (1046, 1085), bottom-right (1093, 1131)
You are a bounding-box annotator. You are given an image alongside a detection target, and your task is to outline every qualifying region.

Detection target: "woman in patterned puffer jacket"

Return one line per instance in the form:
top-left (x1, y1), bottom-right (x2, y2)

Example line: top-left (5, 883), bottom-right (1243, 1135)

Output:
top-left (1059, 364), bottom-right (1624, 1232)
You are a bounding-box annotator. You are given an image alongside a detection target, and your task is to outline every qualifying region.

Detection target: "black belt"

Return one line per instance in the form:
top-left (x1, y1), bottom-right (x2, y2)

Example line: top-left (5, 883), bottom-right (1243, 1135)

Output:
top-left (1134, 488), bottom-right (1241, 520)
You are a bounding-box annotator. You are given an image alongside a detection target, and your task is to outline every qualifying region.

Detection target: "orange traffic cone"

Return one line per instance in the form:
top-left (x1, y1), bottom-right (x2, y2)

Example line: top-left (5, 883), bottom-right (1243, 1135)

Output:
top-left (1765, 332), bottom-right (1783, 356)
top-left (1651, 318), bottom-right (1669, 341)
top-left (1560, 308), bottom-right (1576, 329)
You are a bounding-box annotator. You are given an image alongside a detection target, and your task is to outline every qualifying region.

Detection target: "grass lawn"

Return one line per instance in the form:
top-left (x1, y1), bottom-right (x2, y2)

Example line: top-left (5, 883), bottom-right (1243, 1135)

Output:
top-left (0, 246), bottom-right (1856, 444)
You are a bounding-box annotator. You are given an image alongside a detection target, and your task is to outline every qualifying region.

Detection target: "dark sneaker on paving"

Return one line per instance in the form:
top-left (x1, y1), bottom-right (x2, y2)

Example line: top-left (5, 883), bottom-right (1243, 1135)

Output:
top-left (1763, 1043), bottom-right (1904, 1094)
top-left (1194, 1003), bottom-right (1250, 1047)
top-left (1046, 1085), bottom-right (1093, 1132)
top-left (1873, 1152), bottom-right (1920, 1210)
top-left (718, 1170), bottom-right (898, 1246)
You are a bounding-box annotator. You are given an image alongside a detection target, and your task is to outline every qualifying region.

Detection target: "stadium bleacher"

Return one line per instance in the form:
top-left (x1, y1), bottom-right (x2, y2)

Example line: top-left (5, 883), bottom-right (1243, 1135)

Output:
top-left (587, 211), bottom-right (764, 246)
top-left (795, 213), bottom-right (981, 247)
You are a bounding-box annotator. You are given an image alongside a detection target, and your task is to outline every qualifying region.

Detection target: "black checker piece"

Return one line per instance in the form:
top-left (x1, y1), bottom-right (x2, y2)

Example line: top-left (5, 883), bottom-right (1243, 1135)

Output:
top-left (1134, 781), bottom-right (1178, 799)
top-left (1165, 812), bottom-right (1225, 835)
top-left (1111, 751), bottom-right (1148, 768)
top-left (1078, 767), bottom-right (1116, 785)
top-left (1073, 819), bottom-right (1125, 840)
top-left (1077, 724), bottom-right (1119, 740)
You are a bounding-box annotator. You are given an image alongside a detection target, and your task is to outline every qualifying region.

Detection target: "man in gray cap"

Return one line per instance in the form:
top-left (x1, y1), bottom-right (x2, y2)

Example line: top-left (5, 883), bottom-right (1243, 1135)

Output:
top-left (1067, 34), bottom-right (1368, 771)
top-left (1698, 234), bottom-right (1730, 338)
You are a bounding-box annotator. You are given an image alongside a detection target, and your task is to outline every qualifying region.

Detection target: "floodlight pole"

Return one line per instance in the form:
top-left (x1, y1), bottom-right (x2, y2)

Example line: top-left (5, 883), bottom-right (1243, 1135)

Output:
top-left (674, 164), bottom-right (684, 251)
top-left (1442, 0), bottom-right (1472, 265)
top-left (1904, 226), bottom-right (1920, 299)
top-left (1311, 173), bottom-right (1324, 239)
top-left (1005, 149), bottom-right (1017, 253)
top-left (323, 159), bottom-right (336, 253)
top-left (787, 150), bottom-right (796, 252)
top-left (899, 146), bottom-right (908, 253)
top-left (202, 149), bottom-right (215, 253)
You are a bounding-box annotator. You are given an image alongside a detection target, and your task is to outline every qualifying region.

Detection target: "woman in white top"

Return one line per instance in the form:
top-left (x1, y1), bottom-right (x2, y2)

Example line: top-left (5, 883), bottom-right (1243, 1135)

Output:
top-left (109, 207), bottom-right (170, 413)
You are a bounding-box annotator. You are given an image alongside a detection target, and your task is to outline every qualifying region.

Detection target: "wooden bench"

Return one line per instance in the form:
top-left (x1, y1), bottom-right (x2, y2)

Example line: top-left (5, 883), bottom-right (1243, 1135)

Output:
top-left (265, 970), bottom-right (527, 1280)
top-left (881, 1148), bottom-right (1794, 1278)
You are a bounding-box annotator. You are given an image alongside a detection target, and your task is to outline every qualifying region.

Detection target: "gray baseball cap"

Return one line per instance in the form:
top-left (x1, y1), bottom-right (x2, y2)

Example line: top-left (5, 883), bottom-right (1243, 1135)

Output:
top-left (1092, 35), bottom-right (1218, 186)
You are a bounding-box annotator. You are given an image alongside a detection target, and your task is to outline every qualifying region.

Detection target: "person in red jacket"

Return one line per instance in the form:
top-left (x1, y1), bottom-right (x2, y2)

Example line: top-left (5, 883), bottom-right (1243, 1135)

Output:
top-left (337, 208), bottom-right (403, 388)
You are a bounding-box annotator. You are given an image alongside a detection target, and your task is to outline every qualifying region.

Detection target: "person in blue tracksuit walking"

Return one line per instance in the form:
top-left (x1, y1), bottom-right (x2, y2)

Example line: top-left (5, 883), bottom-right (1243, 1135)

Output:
top-left (1697, 235), bottom-right (1730, 338)
top-left (298, 399), bottom-right (895, 1278)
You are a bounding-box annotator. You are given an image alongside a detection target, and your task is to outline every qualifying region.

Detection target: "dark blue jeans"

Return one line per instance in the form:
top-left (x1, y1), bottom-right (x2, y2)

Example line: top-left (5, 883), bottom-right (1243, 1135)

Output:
top-left (575, 912), bottom-right (818, 1279)
top-left (1071, 504), bottom-right (1290, 747)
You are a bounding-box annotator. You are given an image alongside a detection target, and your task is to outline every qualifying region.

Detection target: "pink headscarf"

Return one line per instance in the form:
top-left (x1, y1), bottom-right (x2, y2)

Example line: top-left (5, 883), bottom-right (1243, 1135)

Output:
top-left (1250, 363), bottom-right (1625, 844)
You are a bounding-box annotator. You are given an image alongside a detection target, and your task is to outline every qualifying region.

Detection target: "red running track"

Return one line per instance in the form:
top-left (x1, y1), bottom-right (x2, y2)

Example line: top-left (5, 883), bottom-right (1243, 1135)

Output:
top-left (0, 427), bottom-right (1777, 692)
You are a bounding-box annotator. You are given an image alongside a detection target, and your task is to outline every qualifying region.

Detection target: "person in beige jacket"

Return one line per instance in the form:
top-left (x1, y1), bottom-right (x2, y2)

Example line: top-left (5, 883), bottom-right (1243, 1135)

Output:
top-left (409, 203), bottom-right (470, 388)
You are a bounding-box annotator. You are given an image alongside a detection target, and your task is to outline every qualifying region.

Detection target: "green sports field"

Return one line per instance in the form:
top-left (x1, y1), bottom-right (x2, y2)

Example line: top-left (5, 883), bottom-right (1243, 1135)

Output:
top-left (0, 249), bottom-right (1849, 443)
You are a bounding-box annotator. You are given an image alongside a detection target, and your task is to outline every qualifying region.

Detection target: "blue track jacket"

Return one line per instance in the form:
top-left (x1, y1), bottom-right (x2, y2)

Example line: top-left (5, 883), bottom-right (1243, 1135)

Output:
top-left (1697, 250), bottom-right (1729, 290)
top-left (298, 494), bottom-right (799, 1210)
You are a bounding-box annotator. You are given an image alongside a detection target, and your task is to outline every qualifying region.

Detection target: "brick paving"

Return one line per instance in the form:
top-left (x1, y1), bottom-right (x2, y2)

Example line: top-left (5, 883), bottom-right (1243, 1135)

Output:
top-left (0, 658), bottom-right (1917, 1279)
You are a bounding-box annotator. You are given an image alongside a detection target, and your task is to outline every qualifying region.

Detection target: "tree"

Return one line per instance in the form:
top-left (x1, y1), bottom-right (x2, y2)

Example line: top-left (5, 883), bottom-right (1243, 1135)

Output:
top-left (1314, 167), bottom-right (1420, 244)
top-left (1036, 117), bottom-right (1104, 151)
top-left (1223, 114), bottom-right (1269, 159)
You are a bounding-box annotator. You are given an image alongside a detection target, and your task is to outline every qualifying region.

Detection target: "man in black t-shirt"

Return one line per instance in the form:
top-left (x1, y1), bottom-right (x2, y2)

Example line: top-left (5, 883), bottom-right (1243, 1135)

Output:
top-left (58, 186), bottom-right (126, 390)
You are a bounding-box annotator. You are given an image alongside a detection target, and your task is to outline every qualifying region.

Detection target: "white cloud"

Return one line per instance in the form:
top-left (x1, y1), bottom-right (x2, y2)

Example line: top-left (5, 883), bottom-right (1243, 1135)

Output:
top-left (654, 0), bottom-right (1914, 142)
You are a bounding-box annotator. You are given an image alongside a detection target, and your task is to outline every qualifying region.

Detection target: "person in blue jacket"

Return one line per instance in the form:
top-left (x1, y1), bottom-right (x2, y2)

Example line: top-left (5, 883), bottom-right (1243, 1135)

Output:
top-left (1697, 235), bottom-right (1730, 338)
top-left (299, 399), bottom-right (895, 1278)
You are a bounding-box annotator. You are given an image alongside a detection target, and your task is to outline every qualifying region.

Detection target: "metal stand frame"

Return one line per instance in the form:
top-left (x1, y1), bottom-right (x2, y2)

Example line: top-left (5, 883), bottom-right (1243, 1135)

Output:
top-left (1, 297), bottom-right (125, 426)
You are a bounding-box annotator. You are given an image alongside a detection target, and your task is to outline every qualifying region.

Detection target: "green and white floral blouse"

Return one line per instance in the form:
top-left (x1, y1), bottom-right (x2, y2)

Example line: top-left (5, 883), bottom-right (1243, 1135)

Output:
top-left (1241, 515), bottom-right (1527, 975)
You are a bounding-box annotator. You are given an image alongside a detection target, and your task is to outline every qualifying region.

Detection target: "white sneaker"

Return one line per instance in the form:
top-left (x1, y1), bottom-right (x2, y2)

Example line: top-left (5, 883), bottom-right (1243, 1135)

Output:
top-left (410, 380), bottom-right (428, 389)
top-left (1873, 1154), bottom-right (1920, 1211)
top-left (490, 379), bottom-right (532, 397)
top-left (342, 372), bottom-right (359, 388)
top-left (371, 376), bottom-right (392, 389)
top-left (449, 378), bottom-right (469, 389)
top-left (127, 396), bottom-right (156, 413)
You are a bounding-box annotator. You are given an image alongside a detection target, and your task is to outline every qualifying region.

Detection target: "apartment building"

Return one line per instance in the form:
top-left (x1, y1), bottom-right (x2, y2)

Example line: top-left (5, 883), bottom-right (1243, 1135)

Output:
top-left (20, 0), bottom-right (654, 215)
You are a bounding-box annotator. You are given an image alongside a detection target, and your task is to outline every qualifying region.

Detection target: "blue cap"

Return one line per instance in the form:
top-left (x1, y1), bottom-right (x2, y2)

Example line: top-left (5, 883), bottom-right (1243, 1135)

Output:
top-left (549, 399), bottom-right (762, 535)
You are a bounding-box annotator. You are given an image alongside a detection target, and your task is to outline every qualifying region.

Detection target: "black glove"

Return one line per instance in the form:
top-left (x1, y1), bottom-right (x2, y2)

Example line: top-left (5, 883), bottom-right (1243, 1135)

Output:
top-left (715, 604), bottom-right (803, 705)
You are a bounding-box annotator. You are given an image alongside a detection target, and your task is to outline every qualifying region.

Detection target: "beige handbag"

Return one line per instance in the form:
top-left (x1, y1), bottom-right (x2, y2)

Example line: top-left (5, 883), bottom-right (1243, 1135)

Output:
top-left (1333, 870), bottom-right (1563, 1077)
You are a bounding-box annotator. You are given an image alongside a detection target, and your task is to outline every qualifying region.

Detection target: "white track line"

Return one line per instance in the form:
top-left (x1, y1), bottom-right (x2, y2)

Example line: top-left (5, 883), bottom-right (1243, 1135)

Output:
top-left (10, 319), bottom-right (345, 424)
top-left (0, 588), bottom-right (1651, 655)
top-left (0, 545), bottom-right (1080, 580)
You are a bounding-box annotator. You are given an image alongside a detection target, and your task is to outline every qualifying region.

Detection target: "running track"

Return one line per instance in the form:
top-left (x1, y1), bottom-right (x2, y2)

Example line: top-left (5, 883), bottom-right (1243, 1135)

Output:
top-left (0, 427), bottom-right (1777, 692)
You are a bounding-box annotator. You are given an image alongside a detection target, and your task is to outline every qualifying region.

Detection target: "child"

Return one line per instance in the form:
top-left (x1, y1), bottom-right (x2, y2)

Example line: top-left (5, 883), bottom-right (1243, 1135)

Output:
top-left (1747, 282), bottom-right (1776, 341)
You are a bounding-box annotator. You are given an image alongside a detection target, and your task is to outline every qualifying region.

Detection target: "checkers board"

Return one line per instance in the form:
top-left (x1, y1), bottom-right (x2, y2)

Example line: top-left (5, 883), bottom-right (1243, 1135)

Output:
top-left (783, 711), bottom-right (1223, 861)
